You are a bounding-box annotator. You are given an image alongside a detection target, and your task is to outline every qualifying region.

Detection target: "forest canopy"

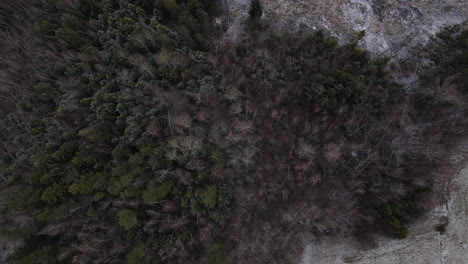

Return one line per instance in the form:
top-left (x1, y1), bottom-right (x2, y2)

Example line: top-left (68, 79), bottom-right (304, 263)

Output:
top-left (0, 0), bottom-right (466, 263)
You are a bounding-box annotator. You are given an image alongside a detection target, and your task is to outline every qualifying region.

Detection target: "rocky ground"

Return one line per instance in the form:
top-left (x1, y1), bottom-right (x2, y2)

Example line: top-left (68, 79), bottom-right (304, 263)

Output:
top-left (223, 0), bottom-right (467, 58)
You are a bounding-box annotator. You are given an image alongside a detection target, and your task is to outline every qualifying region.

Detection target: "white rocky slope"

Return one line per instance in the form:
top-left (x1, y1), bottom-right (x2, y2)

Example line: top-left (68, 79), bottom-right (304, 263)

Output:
top-left (223, 0), bottom-right (467, 58)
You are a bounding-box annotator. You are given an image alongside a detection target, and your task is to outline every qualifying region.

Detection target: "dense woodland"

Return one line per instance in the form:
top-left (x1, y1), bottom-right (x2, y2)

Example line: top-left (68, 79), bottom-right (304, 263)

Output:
top-left (0, 0), bottom-right (466, 263)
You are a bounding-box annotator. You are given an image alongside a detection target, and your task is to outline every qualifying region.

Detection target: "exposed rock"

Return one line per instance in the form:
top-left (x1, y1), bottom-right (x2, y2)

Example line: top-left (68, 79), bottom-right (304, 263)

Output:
top-left (223, 0), bottom-right (467, 58)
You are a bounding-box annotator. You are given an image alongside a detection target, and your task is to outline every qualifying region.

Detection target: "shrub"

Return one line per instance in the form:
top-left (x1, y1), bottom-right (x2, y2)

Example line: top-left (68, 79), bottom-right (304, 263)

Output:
top-left (379, 200), bottom-right (414, 239)
top-left (70, 173), bottom-right (103, 195)
top-left (5, 246), bottom-right (56, 264)
top-left (68, 183), bottom-right (80, 195)
top-left (36, 205), bottom-right (69, 222)
top-left (112, 143), bottom-right (132, 162)
top-left (87, 206), bottom-right (98, 218)
top-left (143, 182), bottom-right (172, 203)
top-left (200, 186), bottom-right (217, 209)
top-left (209, 148), bottom-right (225, 168)
top-left (126, 242), bottom-right (146, 264)
top-left (71, 146), bottom-right (99, 169)
top-left (38, 167), bottom-right (62, 185)
top-left (78, 0), bottom-right (103, 19)
top-left (119, 173), bottom-right (135, 188)
top-left (386, 216), bottom-right (408, 239)
top-left (12, 188), bottom-right (42, 210)
top-left (52, 141), bottom-right (79, 162)
top-left (162, 0), bottom-right (179, 19)
top-left (215, 184), bottom-right (233, 220)
top-left (56, 28), bottom-right (88, 49)
top-left (107, 181), bottom-right (125, 195)
top-left (249, 0), bottom-right (263, 18)
top-left (34, 20), bottom-right (58, 39)
top-left (120, 186), bottom-right (138, 198)
top-left (4, 235), bottom-right (58, 264)
top-left (149, 146), bottom-right (171, 170)
top-left (119, 209), bottom-right (138, 231)
top-left (302, 69), bottom-right (362, 110)
top-left (128, 153), bottom-right (145, 166)
top-left (92, 192), bottom-right (106, 201)
top-left (136, 137), bottom-right (158, 157)
top-left (33, 83), bottom-right (56, 96)
top-left (207, 243), bottom-right (227, 264)
top-left (41, 184), bottom-right (65, 203)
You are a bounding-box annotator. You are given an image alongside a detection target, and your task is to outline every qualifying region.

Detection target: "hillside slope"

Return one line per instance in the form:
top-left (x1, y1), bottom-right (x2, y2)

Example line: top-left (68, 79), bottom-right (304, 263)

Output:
top-left (223, 0), bottom-right (467, 58)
